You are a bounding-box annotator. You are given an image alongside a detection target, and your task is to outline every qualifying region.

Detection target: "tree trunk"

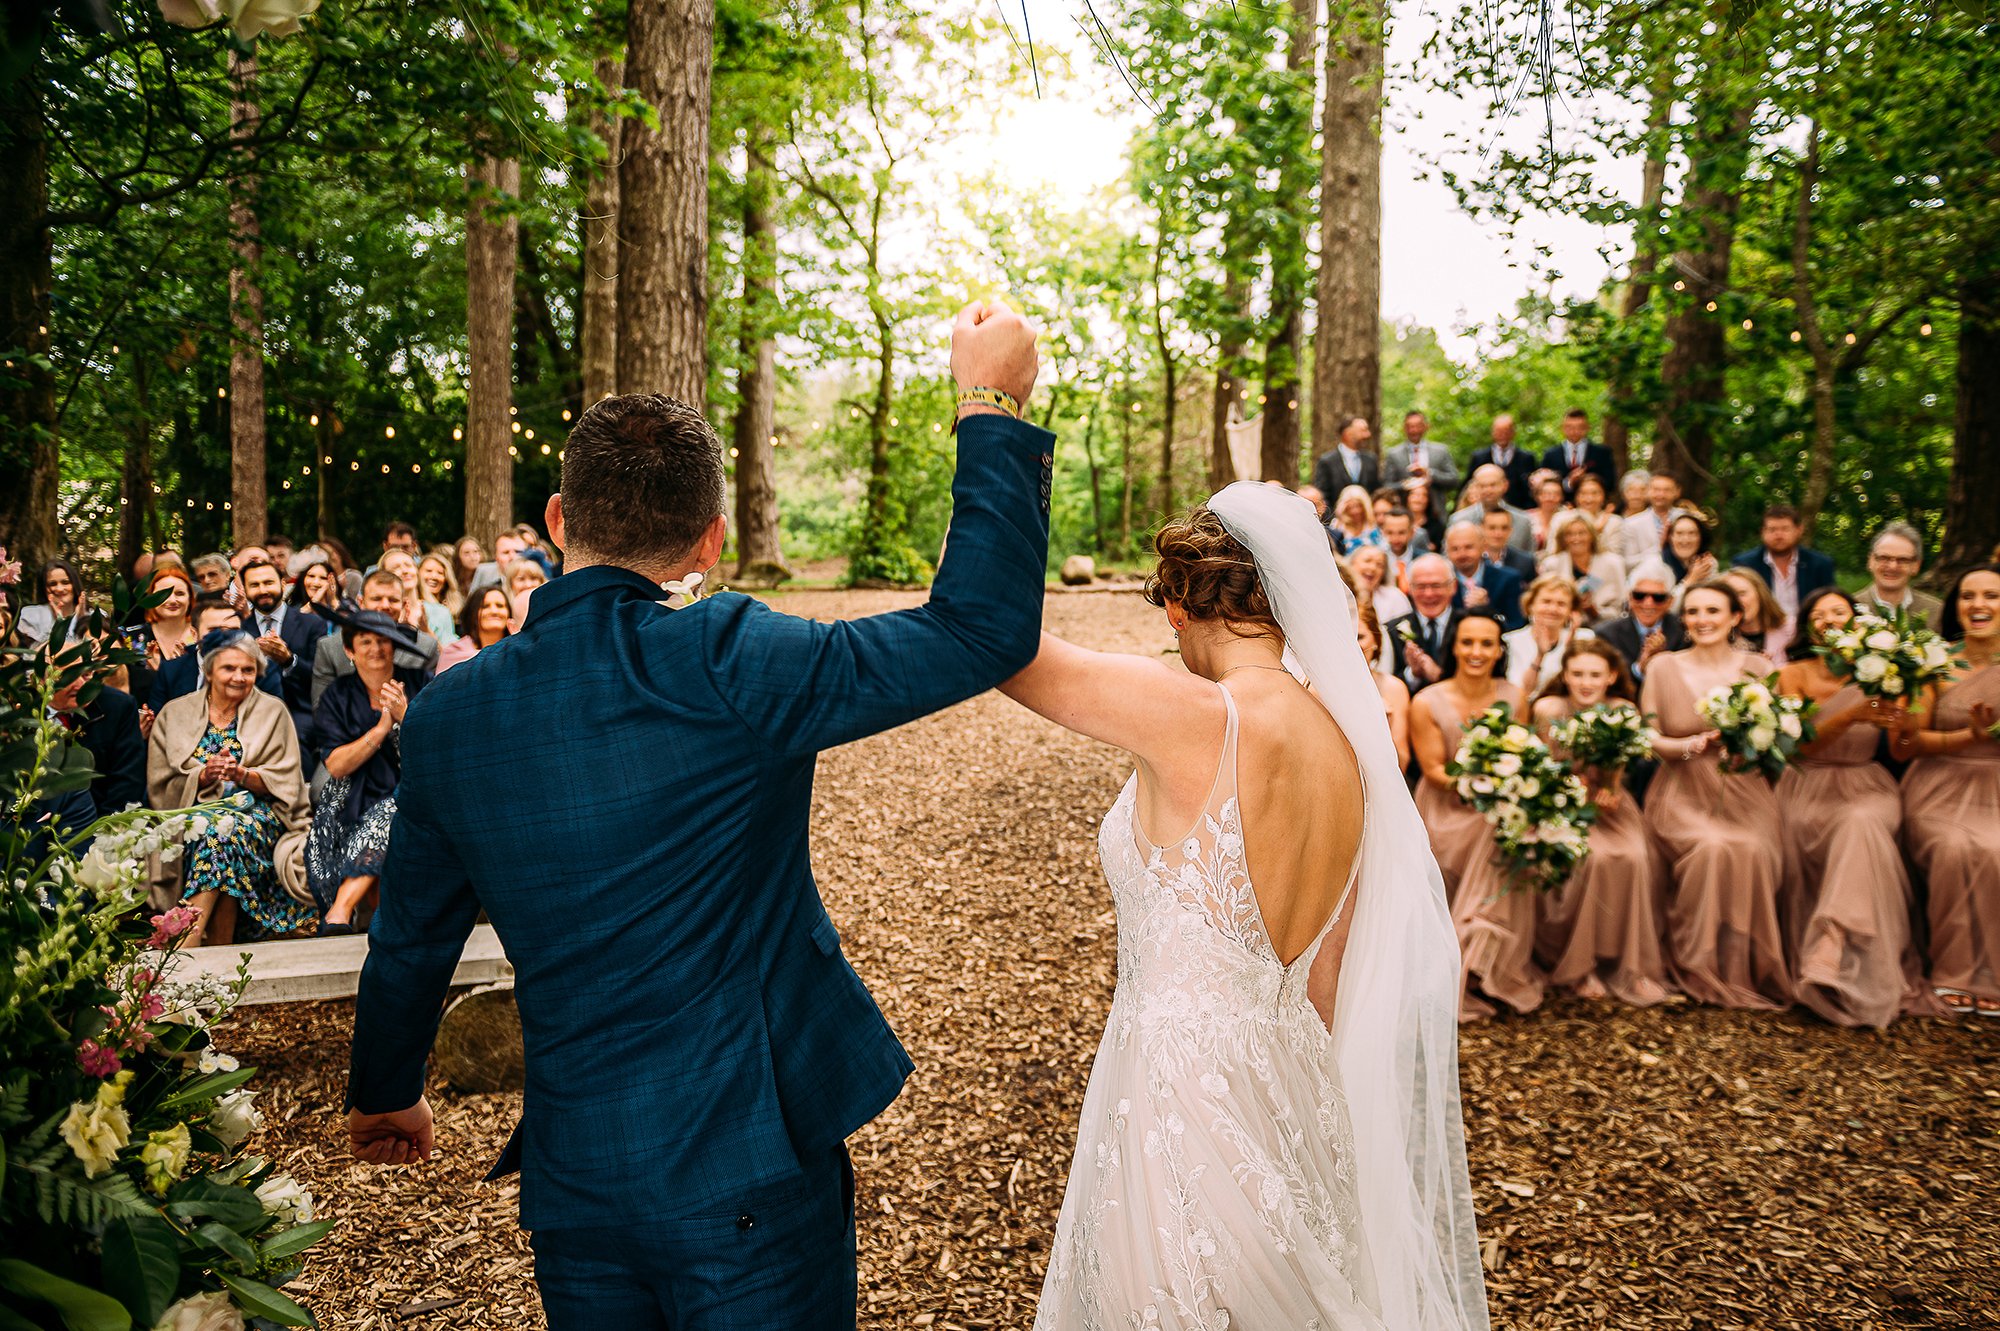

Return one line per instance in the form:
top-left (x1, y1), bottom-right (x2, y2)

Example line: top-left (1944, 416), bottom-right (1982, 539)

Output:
top-left (314, 405), bottom-right (336, 544)
top-left (0, 77), bottom-right (59, 570)
top-left (1152, 246), bottom-right (1178, 518)
top-left (1790, 125), bottom-right (1839, 537)
top-left (1081, 390), bottom-right (1106, 552)
top-left (1938, 266), bottom-right (2000, 585)
top-left (1602, 63), bottom-right (1674, 473)
top-left (1209, 344), bottom-right (1243, 490)
top-left (1120, 371), bottom-right (1136, 551)
top-left (581, 55), bottom-right (623, 410)
top-left (226, 52), bottom-right (269, 548)
top-left (118, 355), bottom-right (154, 579)
top-left (732, 145), bottom-right (785, 585)
top-left (466, 153), bottom-right (521, 547)
top-left (617, 0), bottom-right (714, 405)
top-left (1653, 82), bottom-right (1754, 503)
top-left (1262, 0), bottom-right (1316, 483)
top-left (1314, 0), bottom-right (1384, 454)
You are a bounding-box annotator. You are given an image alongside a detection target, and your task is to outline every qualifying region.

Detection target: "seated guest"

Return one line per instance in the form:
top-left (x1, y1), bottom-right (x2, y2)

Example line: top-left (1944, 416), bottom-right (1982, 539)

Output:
top-left (1327, 484), bottom-right (1384, 554)
top-left (152, 596), bottom-right (285, 713)
top-left (1296, 484), bottom-right (1328, 520)
top-left (1404, 478), bottom-right (1447, 550)
top-left (1504, 576), bottom-right (1594, 695)
top-left (1355, 599), bottom-right (1412, 770)
top-left (419, 550), bottom-right (465, 618)
top-left (1542, 511), bottom-right (1628, 620)
top-left (311, 570), bottom-right (439, 705)
top-left (321, 536), bottom-right (365, 602)
top-left (1480, 507), bottom-right (1538, 583)
top-left (512, 522), bottom-right (557, 578)
top-left (1453, 464), bottom-right (1534, 552)
top-left (380, 548), bottom-right (456, 644)
top-left (1388, 553), bottom-right (1462, 693)
top-left (1378, 505), bottom-right (1428, 588)
top-left (52, 659), bottom-right (146, 816)
top-left (1618, 468), bottom-right (1651, 521)
top-left (1347, 546), bottom-right (1410, 656)
top-left (1722, 566), bottom-right (1786, 658)
top-left (1443, 520), bottom-right (1524, 630)
top-left (18, 558), bottom-right (86, 646)
top-left (378, 520), bottom-right (421, 568)
top-left (1594, 561), bottom-right (1686, 682)
top-left (1527, 471), bottom-right (1566, 551)
top-left (466, 529), bottom-right (531, 597)
top-left (1569, 471), bottom-right (1624, 554)
top-left (1860, 522), bottom-right (1941, 624)
top-left (1618, 472), bottom-right (1683, 568)
top-left (146, 628), bottom-right (315, 945)
top-left (286, 550), bottom-right (342, 618)
top-left (1731, 503), bottom-right (1833, 658)
top-left (189, 551), bottom-right (246, 615)
top-left (264, 533), bottom-right (295, 571)
top-left (310, 609), bottom-right (427, 934)
top-left (453, 535), bottom-right (486, 594)
top-left (507, 558), bottom-right (550, 631)
top-left (436, 585), bottom-right (513, 672)
top-left (1663, 511), bottom-right (1719, 590)
top-left (241, 558), bottom-right (326, 730)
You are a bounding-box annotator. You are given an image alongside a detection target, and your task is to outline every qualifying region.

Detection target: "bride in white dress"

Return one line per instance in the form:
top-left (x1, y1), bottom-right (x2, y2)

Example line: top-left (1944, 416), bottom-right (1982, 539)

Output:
top-left (1001, 483), bottom-right (1488, 1330)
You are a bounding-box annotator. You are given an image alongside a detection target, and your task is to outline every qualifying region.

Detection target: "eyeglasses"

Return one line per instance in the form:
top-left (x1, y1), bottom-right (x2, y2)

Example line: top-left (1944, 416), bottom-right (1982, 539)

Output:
top-left (1630, 590), bottom-right (1671, 604)
top-left (1870, 554), bottom-right (1918, 566)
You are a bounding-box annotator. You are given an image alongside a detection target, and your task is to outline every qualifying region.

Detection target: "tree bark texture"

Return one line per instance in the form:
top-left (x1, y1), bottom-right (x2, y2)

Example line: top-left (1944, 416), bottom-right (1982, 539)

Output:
top-left (1314, 0), bottom-right (1384, 455)
top-left (582, 54), bottom-right (623, 410)
top-left (1602, 63), bottom-right (1674, 474)
top-left (1653, 83), bottom-right (1754, 504)
top-left (1153, 245), bottom-right (1178, 518)
top-left (0, 78), bottom-right (59, 570)
top-left (731, 146), bottom-right (785, 585)
top-left (1209, 353), bottom-right (1242, 490)
top-left (618, 0), bottom-right (714, 405)
top-left (466, 153), bottom-right (520, 547)
top-left (227, 52), bottom-right (269, 548)
top-left (1262, 0), bottom-right (1316, 483)
top-left (118, 356), bottom-right (155, 579)
top-left (1938, 266), bottom-right (2000, 584)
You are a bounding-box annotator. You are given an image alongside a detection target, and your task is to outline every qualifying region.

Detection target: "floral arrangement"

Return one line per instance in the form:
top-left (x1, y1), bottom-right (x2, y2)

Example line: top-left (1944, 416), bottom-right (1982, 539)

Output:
top-left (1813, 607), bottom-right (1958, 701)
top-left (1696, 674), bottom-right (1816, 782)
top-left (2, 626), bottom-right (330, 1329)
top-left (1446, 704), bottom-right (1596, 892)
top-left (1545, 704), bottom-right (1656, 774)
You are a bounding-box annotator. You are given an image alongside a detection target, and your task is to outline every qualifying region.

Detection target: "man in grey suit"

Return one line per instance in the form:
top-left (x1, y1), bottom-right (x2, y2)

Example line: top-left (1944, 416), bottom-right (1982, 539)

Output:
top-left (1379, 410), bottom-right (1461, 505)
top-left (311, 569), bottom-right (440, 706)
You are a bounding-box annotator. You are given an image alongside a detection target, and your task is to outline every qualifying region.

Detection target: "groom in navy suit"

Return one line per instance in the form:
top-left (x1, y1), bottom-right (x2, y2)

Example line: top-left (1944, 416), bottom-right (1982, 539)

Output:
top-left (346, 303), bottom-right (1051, 1329)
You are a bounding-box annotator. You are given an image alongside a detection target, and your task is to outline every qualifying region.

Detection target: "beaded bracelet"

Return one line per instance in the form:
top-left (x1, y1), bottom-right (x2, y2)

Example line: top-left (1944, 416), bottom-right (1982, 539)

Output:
top-left (953, 386), bottom-right (1023, 428)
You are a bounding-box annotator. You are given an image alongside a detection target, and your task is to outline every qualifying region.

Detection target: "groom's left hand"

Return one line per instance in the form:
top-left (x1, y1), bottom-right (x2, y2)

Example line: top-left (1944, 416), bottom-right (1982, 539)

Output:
top-left (349, 1098), bottom-right (434, 1165)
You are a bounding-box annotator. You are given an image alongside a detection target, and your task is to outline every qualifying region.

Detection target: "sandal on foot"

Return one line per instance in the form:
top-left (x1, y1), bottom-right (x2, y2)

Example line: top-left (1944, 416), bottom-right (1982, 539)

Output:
top-left (1934, 987), bottom-right (1976, 1015)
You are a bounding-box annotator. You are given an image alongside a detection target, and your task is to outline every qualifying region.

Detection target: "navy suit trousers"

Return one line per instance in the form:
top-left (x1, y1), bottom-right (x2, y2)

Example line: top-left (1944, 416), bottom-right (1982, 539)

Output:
top-left (529, 1146), bottom-right (855, 1331)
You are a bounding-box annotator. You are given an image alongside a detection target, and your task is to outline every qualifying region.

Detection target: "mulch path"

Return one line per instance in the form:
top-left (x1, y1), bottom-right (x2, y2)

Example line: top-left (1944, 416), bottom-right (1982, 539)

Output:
top-left (228, 589), bottom-right (2000, 1330)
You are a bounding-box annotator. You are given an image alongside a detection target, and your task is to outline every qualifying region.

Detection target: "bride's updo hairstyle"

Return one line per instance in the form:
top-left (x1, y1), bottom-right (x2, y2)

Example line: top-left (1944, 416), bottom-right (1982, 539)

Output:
top-left (1144, 506), bottom-right (1279, 635)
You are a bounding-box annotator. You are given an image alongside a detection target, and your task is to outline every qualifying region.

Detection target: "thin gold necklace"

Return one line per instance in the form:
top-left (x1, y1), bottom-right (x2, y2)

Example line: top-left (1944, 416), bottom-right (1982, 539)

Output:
top-left (1216, 663), bottom-right (1291, 681)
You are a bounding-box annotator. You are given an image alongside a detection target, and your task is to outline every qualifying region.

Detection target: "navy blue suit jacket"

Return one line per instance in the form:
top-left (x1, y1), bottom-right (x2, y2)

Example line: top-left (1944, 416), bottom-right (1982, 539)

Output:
top-left (347, 413), bottom-right (1055, 1231)
top-left (1457, 562), bottom-right (1525, 630)
top-left (241, 605), bottom-right (327, 718)
top-left (1539, 441), bottom-right (1617, 497)
top-left (1467, 446), bottom-right (1538, 511)
top-left (1731, 545), bottom-right (1837, 600)
top-left (148, 652), bottom-right (285, 714)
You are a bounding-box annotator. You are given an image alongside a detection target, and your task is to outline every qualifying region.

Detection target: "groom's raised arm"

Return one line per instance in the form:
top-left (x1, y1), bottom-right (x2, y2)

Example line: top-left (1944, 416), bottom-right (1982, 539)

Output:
top-left (709, 303), bottom-right (1053, 757)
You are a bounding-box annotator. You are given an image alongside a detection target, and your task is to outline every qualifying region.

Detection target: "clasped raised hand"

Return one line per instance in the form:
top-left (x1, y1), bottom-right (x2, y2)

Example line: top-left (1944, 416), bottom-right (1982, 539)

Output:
top-left (950, 299), bottom-right (1039, 417)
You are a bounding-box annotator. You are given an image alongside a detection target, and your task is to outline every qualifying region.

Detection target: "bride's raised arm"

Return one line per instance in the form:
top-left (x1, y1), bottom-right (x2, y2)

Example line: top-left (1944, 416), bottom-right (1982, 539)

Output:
top-left (1000, 630), bottom-right (1217, 764)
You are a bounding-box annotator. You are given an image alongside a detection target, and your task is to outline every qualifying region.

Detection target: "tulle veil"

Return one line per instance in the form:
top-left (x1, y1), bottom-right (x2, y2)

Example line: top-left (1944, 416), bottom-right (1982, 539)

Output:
top-left (1209, 482), bottom-right (1491, 1331)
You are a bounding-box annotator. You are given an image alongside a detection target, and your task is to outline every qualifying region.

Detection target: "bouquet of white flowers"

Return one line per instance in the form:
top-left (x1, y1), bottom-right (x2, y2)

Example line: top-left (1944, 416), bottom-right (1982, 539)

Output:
top-left (1446, 704), bottom-right (1596, 892)
top-left (1814, 607), bottom-right (1958, 701)
top-left (1546, 704), bottom-right (1656, 774)
top-left (1696, 673), bottom-right (1816, 782)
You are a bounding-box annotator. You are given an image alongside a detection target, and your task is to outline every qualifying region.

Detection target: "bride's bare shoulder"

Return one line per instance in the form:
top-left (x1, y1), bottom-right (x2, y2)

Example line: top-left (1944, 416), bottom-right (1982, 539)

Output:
top-left (1000, 631), bottom-right (1221, 756)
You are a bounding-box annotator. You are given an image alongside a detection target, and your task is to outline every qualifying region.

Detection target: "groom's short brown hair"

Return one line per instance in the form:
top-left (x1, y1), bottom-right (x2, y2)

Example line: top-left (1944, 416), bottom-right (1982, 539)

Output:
top-left (560, 395), bottom-right (726, 565)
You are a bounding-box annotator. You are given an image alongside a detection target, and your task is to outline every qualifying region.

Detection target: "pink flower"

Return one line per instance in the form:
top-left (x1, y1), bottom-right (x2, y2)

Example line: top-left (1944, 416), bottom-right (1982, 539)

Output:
top-left (0, 546), bottom-right (19, 587)
top-left (146, 908), bottom-right (199, 949)
top-left (78, 1039), bottom-right (122, 1079)
top-left (138, 992), bottom-right (166, 1022)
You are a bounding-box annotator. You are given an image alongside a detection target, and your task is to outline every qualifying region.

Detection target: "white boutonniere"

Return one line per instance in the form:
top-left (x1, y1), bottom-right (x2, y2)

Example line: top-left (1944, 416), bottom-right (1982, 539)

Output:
top-left (659, 570), bottom-right (707, 610)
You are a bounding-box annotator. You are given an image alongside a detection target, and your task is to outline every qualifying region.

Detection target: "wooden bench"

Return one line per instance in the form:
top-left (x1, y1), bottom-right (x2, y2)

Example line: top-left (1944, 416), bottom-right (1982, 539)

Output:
top-left (151, 924), bottom-right (512, 1006)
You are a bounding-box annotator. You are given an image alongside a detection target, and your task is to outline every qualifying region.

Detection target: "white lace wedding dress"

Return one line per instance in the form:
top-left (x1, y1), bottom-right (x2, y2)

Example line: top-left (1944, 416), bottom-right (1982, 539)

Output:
top-left (1035, 684), bottom-right (1381, 1330)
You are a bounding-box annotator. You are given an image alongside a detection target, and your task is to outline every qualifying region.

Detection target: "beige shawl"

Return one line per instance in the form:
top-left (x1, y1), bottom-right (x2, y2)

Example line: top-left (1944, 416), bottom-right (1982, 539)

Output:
top-left (146, 686), bottom-right (313, 907)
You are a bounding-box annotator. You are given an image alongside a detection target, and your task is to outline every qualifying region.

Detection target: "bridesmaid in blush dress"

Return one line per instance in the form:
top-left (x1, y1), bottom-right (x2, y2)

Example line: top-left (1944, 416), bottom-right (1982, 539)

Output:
top-left (1530, 638), bottom-right (1675, 1006)
top-left (1641, 579), bottom-right (1793, 1010)
top-left (1775, 589), bottom-right (1941, 1028)
top-left (1408, 610), bottom-right (1541, 1019)
top-left (1891, 564), bottom-right (2000, 1018)
top-left (1356, 601), bottom-right (1412, 771)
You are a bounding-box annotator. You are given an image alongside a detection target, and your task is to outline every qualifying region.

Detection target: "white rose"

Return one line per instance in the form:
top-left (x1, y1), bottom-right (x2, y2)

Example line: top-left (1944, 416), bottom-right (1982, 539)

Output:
top-left (1748, 725), bottom-right (1777, 751)
top-left (225, 0), bottom-right (321, 41)
top-left (1505, 726), bottom-right (1532, 748)
top-left (1493, 753), bottom-right (1522, 777)
top-left (60, 1099), bottom-right (131, 1178)
top-left (75, 843), bottom-right (125, 892)
top-left (157, 0), bottom-right (225, 25)
top-left (1853, 656), bottom-right (1887, 683)
top-left (154, 1291), bottom-right (246, 1331)
top-left (255, 1173), bottom-right (315, 1226)
top-left (209, 1090), bottom-right (263, 1149)
top-left (1865, 630), bottom-right (1898, 652)
top-left (1779, 713), bottom-right (1801, 739)
top-left (1471, 777), bottom-right (1495, 796)
top-left (1883, 674), bottom-right (1905, 695)
top-left (1518, 777), bottom-right (1541, 799)
top-left (1923, 641), bottom-right (1950, 670)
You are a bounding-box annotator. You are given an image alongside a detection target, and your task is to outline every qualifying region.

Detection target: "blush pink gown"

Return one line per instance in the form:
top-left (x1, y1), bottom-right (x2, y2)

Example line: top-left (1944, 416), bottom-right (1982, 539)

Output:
top-left (1534, 700), bottom-right (1675, 1006)
top-left (1903, 665), bottom-right (2000, 1002)
top-left (1642, 652), bottom-right (1793, 1010)
top-left (1414, 684), bottom-right (1543, 1020)
top-left (1778, 684), bottom-right (1940, 1027)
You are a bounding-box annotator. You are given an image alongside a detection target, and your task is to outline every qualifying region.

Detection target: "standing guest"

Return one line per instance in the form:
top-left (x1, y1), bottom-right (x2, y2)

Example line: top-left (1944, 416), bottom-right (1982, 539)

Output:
top-left (265, 533), bottom-right (295, 572)
top-left (311, 570), bottom-right (440, 704)
top-left (1891, 564), bottom-right (2000, 1017)
top-left (146, 629), bottom-right (315, 946)
top-left (1542, 512), bottom-right (1628, 620)
top-left (190, 552), bottom-right (234, 597)
top-left (1529, 639), bottom-right (1674, 1005)
top-left (1356, 600), bottom-right (1412, 770)
top-left (153, 596), bottom-right (286, 712)
top-left (1504, 576), bottom-right (1594, 695)
top-left (513, 523), bottom-right (557, 578)
top-left (1618, 469), bottom-right (1652, 521)
top-left (1327, 484), bottom-right (1384, 554)
top-left (379, 549), bottom-right (456, 643)
top-left (1310, 415), bottom-right (1380, 500)
top-left (322, 537), bottom-right (365, 602)
top-left (1403, 479), bottom-right (1447, 550)
top-left (1722, 566), bottom-right (1786, 658)
top-left (1731, 504), bottom-right (1834, 659)
top-left (1348, 546), bottom-right (1410, 645)
top-left (1859, 522), bottom-right (1942, 624)
top-left (241, 559), bottom-right (326, 729)
top-left (228, 546), bottom-right (271, 588)
top-left (18, 558), bottom-right (85, 645)
top-left (436, 586), bottom-right (513, 673)
top-left (1388, 553), bottom-right (1461, 693)
top-left (1570, 472), bottom-right (1624, 554)
top-left (1663, 511), bottom-right (1719, 590)
top-left (1641, 579), bottom-right (1791, 1009)
top-left (130, 566), bottom-right (197, 707)
top-left (1618, 472), bottom-right (1683, 568)
top-left (286, 552), bottom-right (341, 618)
top-left (1775, 588), bottom-right (1939, 1028)
top-left (1380, 409), bottom-right (1461, 502)
top-left (1378, 506), bottom-right (1428, 588)
top-left (1296, 485), bottom-right (1328, 520)
top-left (379, 521), bottom-right (421, 566)
top-left (1454, 464), bottom-right (1535, 552)
top-left (1540, 408), bottom-right (1617, 498)
top-left (1468, 414), bottom-right (1537, 511)
top-left (1527, 472), bottom-right (1567, 551)
top-left (1444, 521), bottom-right (1524, 630)
top-left (1409, 611), bottom-right (1541, 1019)
top-left (419, 550), bottom-right (465, 617)
top-left (311, 609), bottom-right (427, 935)
top-left (1592, 561), bottom-right (1685, 683)
top-left (466, 529), bottom-right (530, 597)
top-left (1481, 507), bottom-right (1538, 583)
top-left (52, 663), bottom-right (146, 816)
top-left (453, 535), bottom-right (486, 596)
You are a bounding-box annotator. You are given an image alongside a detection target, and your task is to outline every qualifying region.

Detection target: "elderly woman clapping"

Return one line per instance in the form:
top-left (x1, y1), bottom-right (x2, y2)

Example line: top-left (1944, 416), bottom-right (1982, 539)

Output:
top-left (146, 628), bottom-right (316, 945)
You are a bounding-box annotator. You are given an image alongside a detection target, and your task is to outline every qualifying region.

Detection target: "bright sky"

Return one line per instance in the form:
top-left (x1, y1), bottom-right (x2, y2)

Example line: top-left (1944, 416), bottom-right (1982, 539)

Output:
top-left (964, 0), bottom-right (1632, 359)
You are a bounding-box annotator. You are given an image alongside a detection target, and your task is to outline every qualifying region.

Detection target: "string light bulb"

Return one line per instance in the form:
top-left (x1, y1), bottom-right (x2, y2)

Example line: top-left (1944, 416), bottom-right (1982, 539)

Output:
top-left (1705, 301), bottom-right (1718, 312)
top-left (309, 414), bottom-right (320, 426)
top-left (509, 405), bottom-right (518, 416)
top-left (539, 443), bottom-right (550, 455)
top-left (1920, 322), bottom-right (1933, 336)
top-left (1741, 319), bottom-right (1753, 330)
top-left (217, 387), bottom-right (228, 398)
top-left (561, 409), bottom-right (572, 421)
top-left (511, 422), bottom-right (522, 434)
top-left (384, 426), bottom-right (395, 439)
top-left (1844, 332), bottom-right (1857, 345)
top-left (1673, 280), bottom-right (1686, 291)
top-left (412, 464), bottom-right (422, 473)
top-left (524, 428), bottom-right (534, 440)
top-left (1790, 331), bottom-right (1802, 342)
top-left (453, 427), bottom-right (463, 440)
top-left (380, 464), bottom-right (390, 474)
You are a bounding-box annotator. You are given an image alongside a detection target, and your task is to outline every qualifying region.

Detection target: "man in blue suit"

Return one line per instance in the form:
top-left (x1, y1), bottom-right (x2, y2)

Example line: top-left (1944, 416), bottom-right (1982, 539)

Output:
top-left (1732, 503), bottom-right (1836, 658)
top-left (345, 302), bottom-right (1050, 1329)
top-left (239, 557), bottom-right (326, 733)
top-left (1538, 408), bottom-right (1617, 499)
top-left (1444, 519), bottom-right (1524, 630)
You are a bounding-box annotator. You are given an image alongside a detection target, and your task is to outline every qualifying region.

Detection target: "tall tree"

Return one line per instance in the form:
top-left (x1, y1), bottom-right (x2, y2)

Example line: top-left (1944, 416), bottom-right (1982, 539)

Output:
top-left (1600, 63), bottom-right (1674, 475)
top-left (731, 139), bottom-right (785, 585)
top-left (1316, 0), bottom-right (1384, 452)
top-left (581, 53), bottom-right (622, 409)
top-left (1941, 260), bottom-right (2000, 582)
top-left (1261, 0), bottom-right (1316, 482)
top-left (465, 152), bottom-right (520, 546)
top-left (226, 51), bottom-right (269, 547)
top-left (618, 0), bottom-right (714, 405)
top-left (0, 74), bottom-right (57, 568)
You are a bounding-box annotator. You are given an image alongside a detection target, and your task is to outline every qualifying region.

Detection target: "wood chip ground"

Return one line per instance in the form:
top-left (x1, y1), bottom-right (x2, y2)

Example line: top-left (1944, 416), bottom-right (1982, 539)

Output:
top-left (228, 590), bottom-right (2000, 1330)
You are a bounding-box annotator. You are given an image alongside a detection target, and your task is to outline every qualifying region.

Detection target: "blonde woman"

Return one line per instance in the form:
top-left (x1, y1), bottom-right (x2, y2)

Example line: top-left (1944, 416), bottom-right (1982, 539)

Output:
top-left (419, 549), bottom-right (465, 617)
top-left (507, 558), bottom-right (549, 631)
top-left (1503, 576), bottom-right (1593, 695)
top-left (1541, 512), bottom-right (1629, 620)
top-left (1722, 565), bottom-right (1788, 659)
top-left (379, 548), bottom-right (456, 644)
